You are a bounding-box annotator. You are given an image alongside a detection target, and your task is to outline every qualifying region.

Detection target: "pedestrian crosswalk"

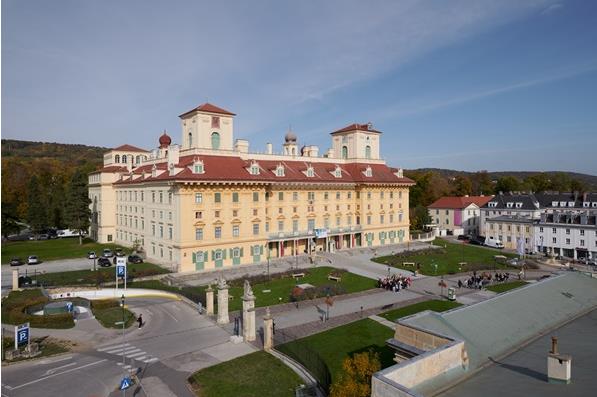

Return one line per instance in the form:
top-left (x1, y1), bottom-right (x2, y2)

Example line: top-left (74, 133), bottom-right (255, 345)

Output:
top-left (96, 342), bottom-right (159, 364)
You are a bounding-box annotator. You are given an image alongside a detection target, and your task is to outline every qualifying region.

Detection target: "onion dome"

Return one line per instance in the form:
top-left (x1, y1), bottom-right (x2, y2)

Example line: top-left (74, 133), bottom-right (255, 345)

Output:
top-left (159, 130), bottom-right (171, 148)
top-left (285, 130), bottom-right (297, 143)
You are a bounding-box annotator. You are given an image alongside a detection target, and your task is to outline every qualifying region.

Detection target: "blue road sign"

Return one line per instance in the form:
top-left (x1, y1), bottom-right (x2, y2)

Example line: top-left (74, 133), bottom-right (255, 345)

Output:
top-left (120, 377), bottom-right (132, 390)
top-left (15, 323), bottom-right (30, 348)
top-left (66, 302), bottom-right (73, 312)
top-left (116, 265), bottom-right (126, 278)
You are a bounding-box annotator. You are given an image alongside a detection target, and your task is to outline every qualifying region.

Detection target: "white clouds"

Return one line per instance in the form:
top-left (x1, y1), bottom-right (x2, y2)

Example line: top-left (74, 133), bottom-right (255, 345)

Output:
top-left (540, 3), bottom-right (564, 15)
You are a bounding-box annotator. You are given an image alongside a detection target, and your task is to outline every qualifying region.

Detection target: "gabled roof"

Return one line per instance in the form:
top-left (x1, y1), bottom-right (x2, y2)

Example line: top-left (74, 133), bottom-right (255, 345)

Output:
top-left (482, 194), bottom-right (539, 210)
top-left (331, 123), bottom-right (382, 134)
top-left (179, 102), bottom-right (236, 118)
top-left (428, 196), bottom-right (493, 209)
top-left (115, 154), bottom-right (415, 186)
top-left (112, 144), bottom-right (148, 153)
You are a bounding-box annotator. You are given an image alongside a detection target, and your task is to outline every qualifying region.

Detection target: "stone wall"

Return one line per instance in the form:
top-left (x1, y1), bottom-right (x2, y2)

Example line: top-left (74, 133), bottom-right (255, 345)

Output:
top-left (394, 323), bottom-right (451, 351)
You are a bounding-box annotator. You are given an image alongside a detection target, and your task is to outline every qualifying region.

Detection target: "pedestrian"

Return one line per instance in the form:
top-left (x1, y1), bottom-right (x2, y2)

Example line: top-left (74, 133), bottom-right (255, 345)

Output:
top-left (458, 279), bottom-right (463, 289)
top-left (272, 320), bottom-right (276, 335)
top-left (137, 314), bottom-right (143, 328)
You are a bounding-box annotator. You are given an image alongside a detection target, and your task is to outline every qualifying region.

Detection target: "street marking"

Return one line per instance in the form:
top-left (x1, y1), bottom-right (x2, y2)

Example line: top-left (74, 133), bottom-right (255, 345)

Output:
top-left (97, 343), bottom-right (130, 351)
top-left (2, 383), bottom-right (13, 390)
top-left (104, 346), bottom-right (139, 354)
top-left (115, 349), bottom-right (142, 356)
top-left (126, 351), bottom-right (147, 358)
top-left (43, 362), bottom-right (77, 376)
top-left (11, 359), bottom-right (107, 390)
top-left (162, 308), bottom-right (179, 322)
top-left (134, 356), bottom-right (147, 361)
top-left (143, 357), bottom-right (159, 363)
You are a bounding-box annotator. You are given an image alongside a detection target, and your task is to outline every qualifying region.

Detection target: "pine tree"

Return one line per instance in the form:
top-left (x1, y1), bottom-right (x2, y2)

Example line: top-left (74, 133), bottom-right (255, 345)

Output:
top-left (26, 175), bottom-right (48, 232)
top-left (64, 169), bottom-right (91, 244)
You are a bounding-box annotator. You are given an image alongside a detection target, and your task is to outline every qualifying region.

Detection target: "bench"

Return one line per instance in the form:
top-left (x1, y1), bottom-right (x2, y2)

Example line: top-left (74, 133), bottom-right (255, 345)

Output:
top-left (328, 275), bottom-right (342, 282)
top-left (402, 262), bottom-right (415, 267)
top-left (292, 273), bottom-right (305, 279)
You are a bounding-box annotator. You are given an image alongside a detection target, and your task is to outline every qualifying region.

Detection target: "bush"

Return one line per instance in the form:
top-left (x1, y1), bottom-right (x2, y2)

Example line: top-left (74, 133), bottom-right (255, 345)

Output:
top-left (91, 299), bottom-right (120, 310)
top-left (1, 289), bottom-right (75, 329)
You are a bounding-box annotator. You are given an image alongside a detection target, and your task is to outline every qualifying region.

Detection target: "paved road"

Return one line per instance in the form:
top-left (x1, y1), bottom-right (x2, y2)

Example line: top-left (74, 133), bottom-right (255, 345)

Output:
top-left (1, 297), bottom-right (256, 397)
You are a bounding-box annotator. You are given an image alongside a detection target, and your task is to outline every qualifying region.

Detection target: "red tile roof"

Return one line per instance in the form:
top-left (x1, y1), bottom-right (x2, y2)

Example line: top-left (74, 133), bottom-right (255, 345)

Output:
top-left (115, 154), bottom-right (414, 186)
top-left (428, 196), bottom-right (494, 209)
top-left (179, 102), bottom-right (236, 118)
top-left (112, 144), bottom-right (148, 152)
top-left (331, 123), bottom-right (382, 134)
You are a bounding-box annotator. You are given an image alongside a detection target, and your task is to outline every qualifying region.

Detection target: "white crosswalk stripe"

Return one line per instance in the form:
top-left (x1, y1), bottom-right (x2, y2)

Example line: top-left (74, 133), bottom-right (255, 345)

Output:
top-left (96, 342), bottom-right (159, 364)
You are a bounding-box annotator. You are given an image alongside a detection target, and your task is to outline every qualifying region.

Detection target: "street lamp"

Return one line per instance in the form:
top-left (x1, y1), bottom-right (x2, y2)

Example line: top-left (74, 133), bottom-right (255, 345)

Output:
top-left (121, 294), bottom-right (126, 390)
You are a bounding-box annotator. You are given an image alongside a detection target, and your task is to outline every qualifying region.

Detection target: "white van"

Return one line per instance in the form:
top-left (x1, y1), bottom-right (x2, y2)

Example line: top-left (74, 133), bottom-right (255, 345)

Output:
top-left (57, 229), bottom-right (83, 238)
top-left (485, 236), bottom-right (504, 249)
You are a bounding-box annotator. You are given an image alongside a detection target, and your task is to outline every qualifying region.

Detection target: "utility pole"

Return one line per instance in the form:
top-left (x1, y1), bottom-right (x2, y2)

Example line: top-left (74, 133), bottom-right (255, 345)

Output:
top-left (121, 294), bottom-right (126, 397)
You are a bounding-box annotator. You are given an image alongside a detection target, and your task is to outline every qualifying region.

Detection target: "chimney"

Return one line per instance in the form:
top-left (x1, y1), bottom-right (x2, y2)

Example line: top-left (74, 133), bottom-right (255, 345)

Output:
top-left (234, 139), bottom-right (249, 153)
top-left (266, 143), bottom-right (273, 154)
top-left (167, 144), bottom-right (180, 168)
top-left (551, 336), bottom-right (558, 354)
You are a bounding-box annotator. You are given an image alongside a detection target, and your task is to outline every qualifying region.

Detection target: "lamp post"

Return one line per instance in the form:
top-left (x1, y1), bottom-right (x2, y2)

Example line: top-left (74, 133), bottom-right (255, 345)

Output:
top-left (121, 293), bottom-right (126, 393)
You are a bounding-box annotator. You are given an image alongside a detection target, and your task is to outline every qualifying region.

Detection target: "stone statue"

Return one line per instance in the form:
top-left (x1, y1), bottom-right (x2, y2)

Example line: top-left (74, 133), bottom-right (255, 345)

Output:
top-left (243, 279), bottom-right (254, 298)
top-left (217, 275), bottom-right (228, 289)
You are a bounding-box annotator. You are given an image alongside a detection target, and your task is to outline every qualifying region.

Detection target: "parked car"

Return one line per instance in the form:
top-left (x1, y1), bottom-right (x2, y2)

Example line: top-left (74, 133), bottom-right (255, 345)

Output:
top-left (35, 234), bottom-right (50, 240)
top-left (88, 251), bottom-right (97, 259)
top-left (457, 234), bottom-right (471, 241)
top-left (27, 255), bottom-right (40, 265)
top-left (128, 254), bottom-right (143, 264)
top-left (10, 257), bottom-right (24, 266)
top-left (469, 239), bottom-right (482, 246)
top-left (102, 249), bottom-right (114, 258)
top-left (57, 229), bottom-right (83, 238)
top-left (98, 257), bottom-right (112, 267)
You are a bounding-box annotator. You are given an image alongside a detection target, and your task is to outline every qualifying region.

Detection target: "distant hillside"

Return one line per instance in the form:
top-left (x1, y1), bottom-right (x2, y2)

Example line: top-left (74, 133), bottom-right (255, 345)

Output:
top-left (409, 168), bottom-right (597, 191)
top-left (1, 139), bottom-right (108, 167)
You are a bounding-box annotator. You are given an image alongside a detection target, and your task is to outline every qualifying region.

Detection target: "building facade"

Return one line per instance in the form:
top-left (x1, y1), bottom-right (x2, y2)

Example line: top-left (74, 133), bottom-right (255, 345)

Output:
top-left (427, 196), bottom-right (493, 237)
top-left (536, 211), bottom-right (597, 260)
top-left (485, 215), bottom-right (537, 252)
top-left (89, 103), bottom-right (414, 272)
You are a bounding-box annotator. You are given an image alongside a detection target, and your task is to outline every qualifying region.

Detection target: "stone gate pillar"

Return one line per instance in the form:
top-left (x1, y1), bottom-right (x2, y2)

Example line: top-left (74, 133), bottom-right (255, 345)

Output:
top-left (206, 283), bottom-right (214, 315)
top-left (217, 276), bottom-right (229, 325)
top-left (242, 280), bottom-right (256, 342)
top-left (263, 307), bottom-right (274, 351)
top-left (12, 269), bottom-right (19, 291)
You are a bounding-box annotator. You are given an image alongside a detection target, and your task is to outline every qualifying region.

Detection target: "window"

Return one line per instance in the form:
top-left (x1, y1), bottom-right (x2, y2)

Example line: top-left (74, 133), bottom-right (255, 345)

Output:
top-left (265, 222), bottom-right (269, 232)
top-left (278, 192), bottom-right (284, 201)
top-left (233, 248), bottom-right (240, 258)
top-left (214, 250), bottom-right (223, 260)
top-left (336, 192), bottom-right (341, 200)
top-left (580, 230), bottom-right (585, 236)
top-left (293, 192), bottom-right (298, 201)
top-left (365, 145), bottom-right (371, 159)
top-left (115, 154), bottom-right (120, 163)
top-left (214, 192), bottom-right (221, 203)
top-left (159, 191), bottom-right (163, 203)
top-left (321, 192), bottom-right (326, 200)
top-left (278, 207), bottom-right (283, 214)
top-left (367, 192), bottom-right (372, 199)
top-left (168, 227), bottom-right (172, 240)
top-left (253, 192), bottom-right (259, 202)
top-left (195, 193), bottom-right (203, 204)
top-left (194, 163), bottom-right (204, 174)
top-left (188, 132), bottom-right (193, 147)
top-left (278, 221), bottom-right (284, 231)
top-left (390, 214), bottom-right (394, 223)
top-left (308, 219), bottom-right (315, 231)
top-left (334, 167), bottom-right (342, 178)
top-left (211, 132), bottom-right (220, 149)
top-left (324, 218), bottom-right (330, 228)
top-left (552, 228), bottom-right (557, 234)
top-left (552, 237), bottom-right (557, 244)
top-left (367, 216), bottom-right (371, 225)
top-left (215, 210), bottom-right (220, 218)
top-left (566, 238), bottom-right (570, 245)
top-left (347, 215), bottom-right (352, 225)
top-left (253, 223), bottom-right (259, 235)
top-left (540, 227), bottom-right (544, 233)
top-left (275, 165), bottom-right (285, 177)
top-left (364, 167), bottom-right (372, 177)
top-left (159, 226), bottom-right (163, 238)
top-left (293, 220), bottom-right (298, 232)
top-left (233, 210), bottom-right (238, 217)
top-left (336, 217), bottom-right (340, 226)
top-left (580, 239), bottom-right (585, 246)
top-left (306, 167), bottom-right (314, 177)
top-left (151, 224), bottom-right (155, 235)
top-left (253, 209), bottom-right (258, 216)
top-left (122, 155), bottom-right (127, 163)
top-left (233, 225), bottom-right (240, 237)
top-left (232, 192), bottom-right (239, 203)
top-left (250, 164), bottom-right (260, 175)
top-left (381, 191), bottom-right (385, 199)
top-left (342, 146), bottom-right (348, 159)
top-left (380, 215), bottom-right (384, 224)
top-left (566, 229), bottom-right (570, 235)
top-left (215, 226), bottom-right (222, 239)
top-left (152, 191), bottom-right (156, 203)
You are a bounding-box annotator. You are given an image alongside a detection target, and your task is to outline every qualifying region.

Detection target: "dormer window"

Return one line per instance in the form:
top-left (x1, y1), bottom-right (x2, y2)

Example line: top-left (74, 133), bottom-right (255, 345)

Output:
top-left (560, 201), bottom-right (566, 207)
top-left (192, 159), bottom-right (205, 174)
top-left (488, 202), bottom-right (497, 208)
top-left (515, 202), bottom-right (522, 208)
top-left (552, 201), bottom-right (558, 207)
top-left (568, 201), bottom-right (575, 207)
top-left (592, 202), bottom-right (597, 208)
top-left (275, 164), bottom-right (285, 177)
top-left (306, 166), bottom-right (315, 177)
top-left (364, 166), bottom-right (372, 178)
top-left (506, 202), bottom-right (513, 208)
top-left (334, 165), bottom-right (342, 178)
top-left (583, 202), bottom-right (590, 208)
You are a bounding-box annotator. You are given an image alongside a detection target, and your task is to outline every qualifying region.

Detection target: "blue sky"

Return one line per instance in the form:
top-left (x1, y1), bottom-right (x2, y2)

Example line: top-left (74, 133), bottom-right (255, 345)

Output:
top-left (2, 0), bottom-right (596, 174)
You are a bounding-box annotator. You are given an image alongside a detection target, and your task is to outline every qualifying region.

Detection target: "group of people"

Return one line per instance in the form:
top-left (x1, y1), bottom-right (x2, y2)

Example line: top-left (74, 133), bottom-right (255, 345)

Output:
top-left (457, 271), bottom-right (511, 289)
top-left (378, 274), bottom-right (412, 292)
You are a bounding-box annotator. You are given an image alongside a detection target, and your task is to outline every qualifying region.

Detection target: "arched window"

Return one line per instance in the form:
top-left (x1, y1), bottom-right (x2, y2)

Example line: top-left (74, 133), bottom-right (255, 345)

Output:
top-left (122, 155), bottom-right (127, 163)
top-left (365, 145), bottom-right (371, 159)
top-left (211, 132), bottom-right (220, 150)
top-left (135, 155), bottom-right (140, 164)
top-left (188, 132), bottom-right (193, 147)
top-left (115, 154), bottom-right (120, 163)
top-left (342, 146), bottom-right (348, 159)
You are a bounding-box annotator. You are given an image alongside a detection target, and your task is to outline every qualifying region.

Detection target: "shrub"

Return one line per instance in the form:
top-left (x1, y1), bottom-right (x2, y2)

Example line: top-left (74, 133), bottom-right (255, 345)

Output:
top-left (1, 289), bottom-right (74, 329)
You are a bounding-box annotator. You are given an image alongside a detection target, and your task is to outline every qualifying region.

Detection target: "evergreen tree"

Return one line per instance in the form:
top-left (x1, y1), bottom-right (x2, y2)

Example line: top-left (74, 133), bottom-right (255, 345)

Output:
top-left (64, 169), bottom-right (91, 244)
top-left (472, 171), bottom-right (493, 195)
top-left (26, 175), bottom-right (48, 232)
top-left (495, 176), bottom-right (521, 194)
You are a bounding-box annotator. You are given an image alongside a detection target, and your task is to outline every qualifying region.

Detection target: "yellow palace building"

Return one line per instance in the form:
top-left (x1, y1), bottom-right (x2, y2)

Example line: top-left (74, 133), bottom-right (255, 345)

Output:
top-left (88, 103), bottom-right (414, 272)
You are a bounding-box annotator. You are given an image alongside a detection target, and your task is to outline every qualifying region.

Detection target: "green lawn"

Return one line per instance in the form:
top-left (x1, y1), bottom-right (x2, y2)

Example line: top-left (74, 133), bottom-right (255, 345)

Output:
top-left (372, 238), bottom-right (516, 275)
top-left (188, 351), bottom-right (302, 397)
top-left (1, 289), bottom-right (75, 329)
top-left (31, 263), bottom-right (170, 287)
top-left (486, 281), bottom-right (529, 293)
top-left (277, 319), bottom-right (394, 386)
top-left (225, 267), bottom-right (375, 312)
top-left (379, 300), bottom-right (462, 322)
top-left (92, 306), bottom-right (136, 329)
top-left (3, 336), bottom-right (71, 362)
top-left (1, 238), bottom-right (127, 264)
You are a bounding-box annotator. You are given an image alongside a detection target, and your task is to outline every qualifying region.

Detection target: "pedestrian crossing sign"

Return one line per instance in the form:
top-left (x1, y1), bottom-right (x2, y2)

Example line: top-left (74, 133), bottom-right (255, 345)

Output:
top-left (120, 377), bottom-right (132, 390)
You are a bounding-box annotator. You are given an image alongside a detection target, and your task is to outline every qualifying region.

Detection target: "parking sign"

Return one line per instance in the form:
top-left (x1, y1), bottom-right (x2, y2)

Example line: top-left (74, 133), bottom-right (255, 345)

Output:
top-left (116, 264), bottom-right (126, 278)
top-left (15, 323), bottom-right (30, 349)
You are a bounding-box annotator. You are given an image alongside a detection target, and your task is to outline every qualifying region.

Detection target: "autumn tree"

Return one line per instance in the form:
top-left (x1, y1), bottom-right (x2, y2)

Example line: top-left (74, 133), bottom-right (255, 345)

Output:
top-left (64, 169), bottom-right (91, 244)
top-left (471, 171), bottom-right (493, 195)
top-left (494, 176), bottom-right (521, 194)
top-left (330, 351), bottom-right (381, 397)
top-left (452, 175), bottom-right (473, 196)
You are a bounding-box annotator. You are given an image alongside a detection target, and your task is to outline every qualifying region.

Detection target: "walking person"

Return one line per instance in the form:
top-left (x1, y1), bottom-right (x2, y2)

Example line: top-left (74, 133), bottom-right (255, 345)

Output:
top-left (137, 314), bottom-right (144, 328)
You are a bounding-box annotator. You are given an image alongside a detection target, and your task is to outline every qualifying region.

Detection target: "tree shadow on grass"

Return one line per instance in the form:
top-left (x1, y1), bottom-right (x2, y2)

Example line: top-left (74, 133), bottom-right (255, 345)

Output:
top-left (348, 344), bottom-right (396, 369)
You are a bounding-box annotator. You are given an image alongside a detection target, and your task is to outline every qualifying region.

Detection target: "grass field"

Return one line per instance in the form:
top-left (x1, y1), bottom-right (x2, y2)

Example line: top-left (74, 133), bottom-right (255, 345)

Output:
top-left (379, 299), bottom-right (462, 322)
top-left (372, 238), bottom-right (516, 275)
top-left (277, 319), bottom-right (395, 385)
top-left (188, 351), bottom-right (302, 397)
top-left (30, 263), bottom-right (170, 287)
top-left (2, 336), bottom-right (71, 362)
top-left (92, 306), bottom-right (136, 329)
top-left (1, 238), bottom-right (127, 264)
top-left (224, 267), bottom-right (375, 312)
top-left (486, 280), bottom-right (529, 293)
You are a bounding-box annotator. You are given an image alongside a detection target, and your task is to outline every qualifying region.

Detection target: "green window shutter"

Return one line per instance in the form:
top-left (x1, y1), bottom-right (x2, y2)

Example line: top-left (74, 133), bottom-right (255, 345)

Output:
top-left (223, 249), bottom-right (227, 260)
top-left (260, 245), bottom-right (264, 255)
top-left (192, 252), bottom-right (196, 263)
top-left (204, 251), bottom-right (208, 261)
top-left (211, 250), bottom-right (215, 261)
top-left (240, 247), bottom-right (244, 257)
